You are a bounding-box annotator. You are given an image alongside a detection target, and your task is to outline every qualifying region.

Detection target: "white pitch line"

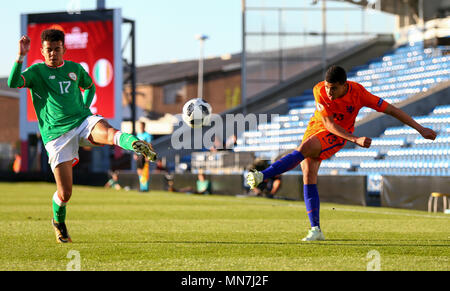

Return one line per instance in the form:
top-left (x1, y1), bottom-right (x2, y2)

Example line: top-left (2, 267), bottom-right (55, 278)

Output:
top-left (189, 195), bottom-right (450, 220)
top-left (327, 207), bottom-right (450, 219)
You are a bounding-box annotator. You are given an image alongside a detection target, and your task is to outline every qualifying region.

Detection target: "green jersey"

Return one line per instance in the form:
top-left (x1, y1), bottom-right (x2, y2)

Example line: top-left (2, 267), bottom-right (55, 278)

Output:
top-left (196, 180), bottom-right (211, 194)
top-left (8, 60), bottom-right (95, 145)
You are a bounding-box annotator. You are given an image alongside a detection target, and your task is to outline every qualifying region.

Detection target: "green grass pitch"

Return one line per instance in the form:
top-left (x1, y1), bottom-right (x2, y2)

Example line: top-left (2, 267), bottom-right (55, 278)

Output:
top-left (0, 182), bottom-right (448, 271)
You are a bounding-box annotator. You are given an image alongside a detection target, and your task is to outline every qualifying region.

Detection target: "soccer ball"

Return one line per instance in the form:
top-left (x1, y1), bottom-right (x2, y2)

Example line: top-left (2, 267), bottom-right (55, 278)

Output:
top-left (182, 98), bottom-right (212, 128)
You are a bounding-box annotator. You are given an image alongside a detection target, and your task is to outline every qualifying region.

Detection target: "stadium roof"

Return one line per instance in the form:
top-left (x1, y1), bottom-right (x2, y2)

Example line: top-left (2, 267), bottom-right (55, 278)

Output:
top-left (135, 53), bottom-right (241, 86)
top-left (343, 0), bottom-right (450, 21)
top-left (135, 37), bottom-right (369, 87)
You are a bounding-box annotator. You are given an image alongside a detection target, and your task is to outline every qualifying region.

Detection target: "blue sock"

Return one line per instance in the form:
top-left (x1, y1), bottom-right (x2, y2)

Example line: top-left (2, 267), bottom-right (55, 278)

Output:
top-left (304, 184), bottom-right (320, 228)
top-left (261, 150), bottom-right (304, 180)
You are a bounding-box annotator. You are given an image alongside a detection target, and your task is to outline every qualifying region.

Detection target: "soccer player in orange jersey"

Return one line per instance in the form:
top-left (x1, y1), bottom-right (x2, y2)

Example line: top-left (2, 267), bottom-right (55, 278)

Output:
top-left (246, 65), bottom-right (437, 241)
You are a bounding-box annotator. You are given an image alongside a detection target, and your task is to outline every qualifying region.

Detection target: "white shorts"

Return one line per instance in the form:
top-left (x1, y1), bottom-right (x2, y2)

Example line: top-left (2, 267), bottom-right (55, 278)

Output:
top-left (45, 115), bottom-right (104, 172)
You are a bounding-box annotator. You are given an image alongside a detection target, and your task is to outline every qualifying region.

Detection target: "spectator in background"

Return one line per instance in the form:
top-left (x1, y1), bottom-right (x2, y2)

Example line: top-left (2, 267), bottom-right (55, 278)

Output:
top-left (246, 159), bottom-right (268, 196)
top-left (196, 172), bottom-right (212, 195)
top-left (246, 158), bottom-right (282, 198)
top-left (253, 174), bottom-right (282, 199)
top-left (252, 158), bottom-right (269, 172)
top-left (134, 121), bottom-right (153, 191)
top-left (13, 153), bottom-right (21, 173)
top-left (154, 159), bottom-right (168, 174)
top-left (136, 121), bottom-right (153, 143)
top-left (178, 171), bottom-right (212, 195)
top-left (164, 174), bottom-right (176, 192)
top-left (104, 171), bottom-right (122, 190)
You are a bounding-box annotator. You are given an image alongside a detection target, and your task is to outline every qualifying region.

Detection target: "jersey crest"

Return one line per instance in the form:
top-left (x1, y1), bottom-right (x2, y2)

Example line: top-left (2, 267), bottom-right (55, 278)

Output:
top-left (68, 72), bottom-right (78, 81)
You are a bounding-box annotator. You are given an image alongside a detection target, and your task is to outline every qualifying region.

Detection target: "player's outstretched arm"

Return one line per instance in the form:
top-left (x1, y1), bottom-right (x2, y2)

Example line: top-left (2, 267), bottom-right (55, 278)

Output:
top-left (383, 103), bottom-right (437, 140)
top-left (322, 116), bottom-right (372, 148)
top-left (8, 36), bottom-right (31, 88)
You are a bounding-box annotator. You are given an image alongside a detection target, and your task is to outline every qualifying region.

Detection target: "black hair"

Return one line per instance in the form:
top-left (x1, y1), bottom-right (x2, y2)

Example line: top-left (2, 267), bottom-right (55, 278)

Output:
top-left (325, 65), bottom-right (347, 84)
top-left (41, 29), bottom-right (65, 45)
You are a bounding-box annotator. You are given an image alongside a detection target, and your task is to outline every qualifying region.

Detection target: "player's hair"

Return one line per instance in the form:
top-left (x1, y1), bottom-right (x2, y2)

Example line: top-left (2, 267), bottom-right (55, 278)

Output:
top-left (325, 65), bottom-right (347, 84)
top-left (41, 29), bottom-right (65, 45)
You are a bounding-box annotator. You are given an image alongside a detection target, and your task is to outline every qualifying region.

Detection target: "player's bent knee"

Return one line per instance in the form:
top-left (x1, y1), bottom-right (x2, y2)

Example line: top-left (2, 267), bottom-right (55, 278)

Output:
top-left (297, 138), bottom-right (321, 158)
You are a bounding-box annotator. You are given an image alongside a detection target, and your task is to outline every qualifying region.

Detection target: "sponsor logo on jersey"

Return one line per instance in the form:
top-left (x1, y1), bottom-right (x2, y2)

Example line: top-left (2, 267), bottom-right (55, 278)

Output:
top-left (68, 72), bottom-right (78, 81)
top-left (49, 75), bottom-right (56, 80)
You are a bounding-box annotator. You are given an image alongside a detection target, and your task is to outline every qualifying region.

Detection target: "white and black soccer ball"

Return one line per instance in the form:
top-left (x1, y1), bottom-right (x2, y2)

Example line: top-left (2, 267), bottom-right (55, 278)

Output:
top-left (182, 98), bottom-right (212, 128)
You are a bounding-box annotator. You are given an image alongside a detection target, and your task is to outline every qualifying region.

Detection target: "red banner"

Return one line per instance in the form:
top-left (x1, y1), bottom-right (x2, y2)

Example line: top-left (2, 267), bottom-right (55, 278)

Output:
top-left (26, 20), bottom-right (115, 121)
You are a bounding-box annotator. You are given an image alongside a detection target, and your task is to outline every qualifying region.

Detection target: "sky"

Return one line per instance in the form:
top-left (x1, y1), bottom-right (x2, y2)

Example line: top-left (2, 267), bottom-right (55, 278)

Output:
top-left (0, 0), bottom-right (396, 77)
top-left (0, 0), bottom-right (242, 77)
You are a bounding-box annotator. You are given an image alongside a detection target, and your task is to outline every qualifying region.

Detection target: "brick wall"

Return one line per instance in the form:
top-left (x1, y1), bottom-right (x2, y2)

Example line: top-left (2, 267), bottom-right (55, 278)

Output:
top-left (0, 96), bottom-right (19, 146)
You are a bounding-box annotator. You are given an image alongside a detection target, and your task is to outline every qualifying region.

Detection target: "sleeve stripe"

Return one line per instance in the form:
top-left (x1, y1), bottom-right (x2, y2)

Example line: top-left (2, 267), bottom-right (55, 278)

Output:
top-left (377, 98), bottom-right (384, 108)
top-left (18, 75), bottom-right (26, 89)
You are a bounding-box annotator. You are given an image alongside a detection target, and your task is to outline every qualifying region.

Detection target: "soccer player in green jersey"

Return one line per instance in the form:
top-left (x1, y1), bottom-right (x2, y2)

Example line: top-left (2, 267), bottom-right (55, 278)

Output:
top-left (8, 29), bottom-right (157, 243)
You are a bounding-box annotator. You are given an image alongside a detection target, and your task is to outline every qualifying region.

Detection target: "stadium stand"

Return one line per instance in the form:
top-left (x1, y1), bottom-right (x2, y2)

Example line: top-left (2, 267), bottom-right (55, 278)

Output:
top-left (234, 41), bottom-right (450, 178)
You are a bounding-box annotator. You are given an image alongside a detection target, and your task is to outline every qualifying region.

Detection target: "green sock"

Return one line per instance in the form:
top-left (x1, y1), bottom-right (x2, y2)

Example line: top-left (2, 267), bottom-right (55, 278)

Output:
top-left (52, 192), bottom-right (66, 223)
top-left (118, 132), bottom-right (139, 151)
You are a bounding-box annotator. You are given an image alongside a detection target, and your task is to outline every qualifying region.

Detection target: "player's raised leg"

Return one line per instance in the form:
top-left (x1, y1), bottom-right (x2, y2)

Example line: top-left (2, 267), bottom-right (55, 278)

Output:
top-left (246, 135), bottom-right (322, 189)
top-left (51, 160), bottom-right (73, 243)
top-left (300, 157), bottom-right (325, 241)
top-left (89, 119), bottom-right (157, 162)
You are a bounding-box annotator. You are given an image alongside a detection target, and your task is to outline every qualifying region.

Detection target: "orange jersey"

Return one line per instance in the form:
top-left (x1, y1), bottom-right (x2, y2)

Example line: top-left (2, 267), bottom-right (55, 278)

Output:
top-left (307, 81), bottom-right (388, 134)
